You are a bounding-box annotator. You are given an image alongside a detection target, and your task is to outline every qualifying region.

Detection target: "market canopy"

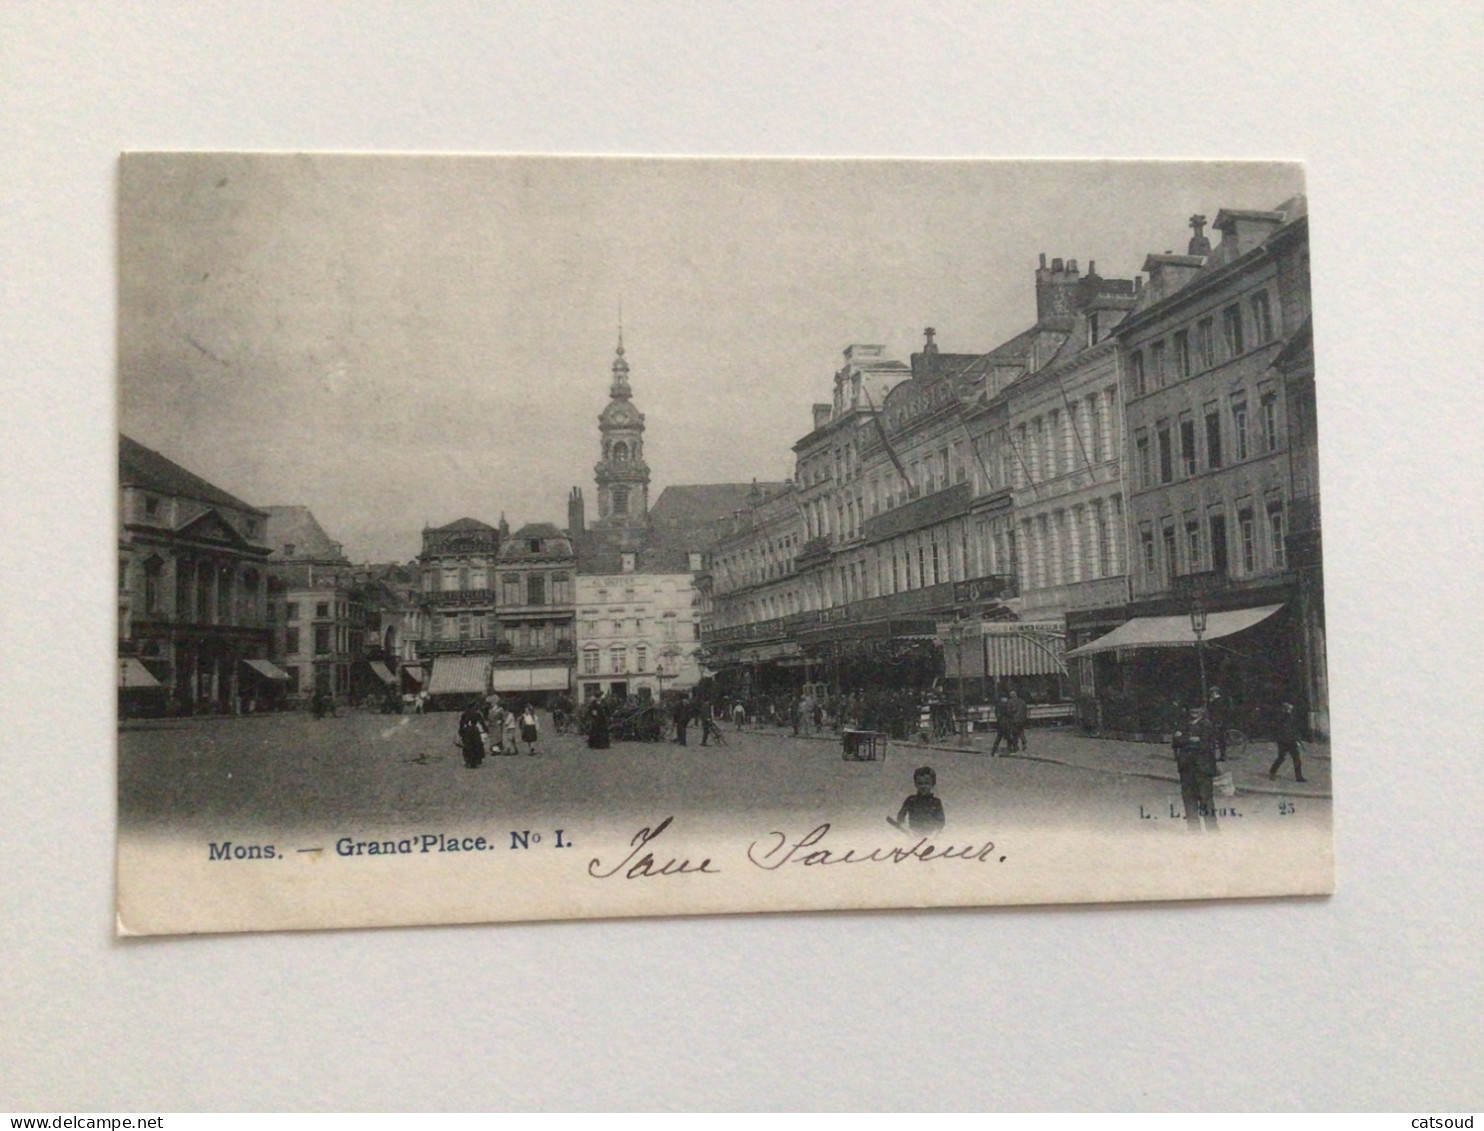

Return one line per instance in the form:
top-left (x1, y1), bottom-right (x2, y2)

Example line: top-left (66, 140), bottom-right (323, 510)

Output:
top-left (427, 655), bottom-right (491, 696)
top-left (1065, 605), bottom-right (1283, 658)
top-left (242, 658), bottom-right (290, 681)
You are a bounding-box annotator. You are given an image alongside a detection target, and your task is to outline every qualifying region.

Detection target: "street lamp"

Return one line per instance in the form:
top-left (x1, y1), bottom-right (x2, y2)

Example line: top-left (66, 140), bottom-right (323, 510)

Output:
top-left (1189, 599), bottom-right (1209, 713)
top-left (951, 621), bottom-right (969, 747)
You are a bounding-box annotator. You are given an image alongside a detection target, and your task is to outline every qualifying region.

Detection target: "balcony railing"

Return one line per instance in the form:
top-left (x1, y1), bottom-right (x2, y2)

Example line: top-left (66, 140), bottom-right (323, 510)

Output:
top-left (417, 639), bottom-right (574, 657)
top-left (795, 537), bottom-right (833, 569)
top-left (425, 588), bottom-right (495, 607)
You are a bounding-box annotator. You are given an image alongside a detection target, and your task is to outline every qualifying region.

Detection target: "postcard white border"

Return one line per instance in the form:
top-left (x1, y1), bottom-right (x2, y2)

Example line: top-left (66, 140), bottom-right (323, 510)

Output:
top-left (4, 1), bottom-right (1480, 1111)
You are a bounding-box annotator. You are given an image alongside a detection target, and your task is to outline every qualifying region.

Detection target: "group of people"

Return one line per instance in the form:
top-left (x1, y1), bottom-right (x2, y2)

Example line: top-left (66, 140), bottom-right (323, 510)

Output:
top-left (671, 696), bottom-right (725, 747)
top-left (456, 698), bottom-right (540, 769)
top-left (988, 691), bottom-right (1030, 756)
top-left (1171, 693), bottom-right (1307, 832)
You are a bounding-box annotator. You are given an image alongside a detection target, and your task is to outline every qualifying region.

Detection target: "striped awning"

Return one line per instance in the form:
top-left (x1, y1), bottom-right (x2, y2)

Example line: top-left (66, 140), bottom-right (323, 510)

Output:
top-left (118, 657), bottom-right (161, 688)
top-left (983, 629), bottom-right (1066, 676)
top-left (941, 622), bottom-right (1066, 677)
top-left (427, 655), bottom-right (491, 695)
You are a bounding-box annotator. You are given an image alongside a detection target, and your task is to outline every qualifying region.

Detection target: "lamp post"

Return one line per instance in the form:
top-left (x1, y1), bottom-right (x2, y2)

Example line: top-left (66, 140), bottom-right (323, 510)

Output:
top-left (1189, 600), bottom-right (1209, 713)
top-left (946, 620), bottom-right (969, 747)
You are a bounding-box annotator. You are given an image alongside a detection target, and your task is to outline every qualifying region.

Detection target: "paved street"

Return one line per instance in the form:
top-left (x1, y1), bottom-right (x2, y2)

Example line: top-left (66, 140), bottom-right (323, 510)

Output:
top-left (119, 709), bottom-right (1331, 840)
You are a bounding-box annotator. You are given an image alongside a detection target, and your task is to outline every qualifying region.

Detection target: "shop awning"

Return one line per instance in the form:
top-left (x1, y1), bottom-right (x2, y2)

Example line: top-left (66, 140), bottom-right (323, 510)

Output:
top-left (118, 657), bottom-right (161, 688)
top-left (985, 626), bottom-right (1066, 676)
top-left (427, 655), bottom-right (491, 695)
top-left (368, 661), bottom-right (396, 685)
top-left (942, 623), bottom-right (1066, 677)
top-left (242, 658), bottom-right (290, 681)
top-left (491, 665), bottom-right (571, 693)
top-left (401, 664), bottom-right (425, 685)
top-left (1065, 604), bottom-right (1283, 658)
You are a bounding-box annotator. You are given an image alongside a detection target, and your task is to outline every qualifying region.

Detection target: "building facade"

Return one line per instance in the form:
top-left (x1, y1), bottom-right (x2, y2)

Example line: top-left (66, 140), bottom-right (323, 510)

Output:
top-left (492, 523), bottom-right (576, 701)
top-left (1069, 200), bottom-right (1312, 735)
top-left (263, 505), bottom-right (366, 703)
top-left (118, 435), bottom-right (277, 715)
top-left (415, 516), bottom-right (504, 705)
top-left (575, 569), bottom-right (703, 702)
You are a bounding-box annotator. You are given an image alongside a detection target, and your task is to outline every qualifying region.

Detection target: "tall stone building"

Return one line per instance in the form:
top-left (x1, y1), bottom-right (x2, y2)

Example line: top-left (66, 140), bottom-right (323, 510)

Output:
top-left (1068, 199), bottom-right (1314, 736)
top-left (415, 516), bottom-right (504, 706)
top-left (117, 435), bottom-right (278, 715)
top-left (263, 505), bottom-right (364, 703)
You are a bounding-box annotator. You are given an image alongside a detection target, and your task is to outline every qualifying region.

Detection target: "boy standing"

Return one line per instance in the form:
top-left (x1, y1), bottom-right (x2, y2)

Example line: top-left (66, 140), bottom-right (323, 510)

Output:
top-left (893, 766), bottom-right (946, 835)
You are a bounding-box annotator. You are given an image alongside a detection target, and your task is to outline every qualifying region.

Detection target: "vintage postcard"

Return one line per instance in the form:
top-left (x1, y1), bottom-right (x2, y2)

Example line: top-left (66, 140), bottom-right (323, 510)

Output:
top-left (117, 155), bottom-right (1332, 935)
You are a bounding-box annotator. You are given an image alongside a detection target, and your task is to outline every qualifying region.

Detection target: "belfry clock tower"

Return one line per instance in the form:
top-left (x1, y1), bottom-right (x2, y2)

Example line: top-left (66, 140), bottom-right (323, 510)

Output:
top-left (594, 333), bottom-right (651, 526)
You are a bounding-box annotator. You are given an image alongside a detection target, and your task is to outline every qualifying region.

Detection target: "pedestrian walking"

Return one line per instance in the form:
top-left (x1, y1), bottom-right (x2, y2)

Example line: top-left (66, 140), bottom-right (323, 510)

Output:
top-left (1008, 689), bottom-right (1029, 752)
top-left (700, 705), bottom-right (724, 747)
top-left (989, 695), bottom-right (1013, 757)
top-left (732, 700), bottom-right (746, 731)
top-left (502, 703), bottom-right (520, 755)
top-left (457, 703), bottom-right (487, 769)
top-left (587, 695), bottom-right (612, 749)
top-left (673, 696), bottom-right (691, 746)
top-left (1268, 701), bottom-right (1307, 782)
top-left (519, 704), bottom-right (540, 756)
top-left (1172, 705), bottom-right (1219, 831)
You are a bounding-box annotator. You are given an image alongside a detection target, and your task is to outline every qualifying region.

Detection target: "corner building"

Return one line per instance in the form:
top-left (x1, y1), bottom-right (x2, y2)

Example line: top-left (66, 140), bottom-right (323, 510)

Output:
top-left (1069, 200), bottom-right (1315, 738)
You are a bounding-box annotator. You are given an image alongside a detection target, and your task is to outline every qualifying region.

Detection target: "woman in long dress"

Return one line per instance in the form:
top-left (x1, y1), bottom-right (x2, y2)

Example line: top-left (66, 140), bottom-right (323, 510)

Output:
top-left (587, 696), bottom-right (611, 750)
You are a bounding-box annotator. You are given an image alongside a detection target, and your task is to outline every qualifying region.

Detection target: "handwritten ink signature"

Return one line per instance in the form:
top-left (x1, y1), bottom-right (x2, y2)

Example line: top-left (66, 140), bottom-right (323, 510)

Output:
top-left (747, 823), bottom-right (1002, 869)
top-left (587, 816), bottom-right (721, 880)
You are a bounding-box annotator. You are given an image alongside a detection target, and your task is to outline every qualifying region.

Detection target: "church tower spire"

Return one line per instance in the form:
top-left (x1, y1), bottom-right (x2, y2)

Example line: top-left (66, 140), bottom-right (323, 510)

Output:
top-left (595, 330), bottom-right (650, 526)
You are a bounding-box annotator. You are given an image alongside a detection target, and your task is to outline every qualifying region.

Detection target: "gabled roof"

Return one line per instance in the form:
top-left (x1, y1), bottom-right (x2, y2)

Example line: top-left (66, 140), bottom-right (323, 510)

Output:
top-left (262, 505), bottom-right (347, 562)
top-left (429, 517), bottom-right (497, 533)
top-left (119, 434), bottom-right (264, 515)
top-left (649, 482), bottom-right (792, 528)
top-left (175, 508), bottom-right (256, 550)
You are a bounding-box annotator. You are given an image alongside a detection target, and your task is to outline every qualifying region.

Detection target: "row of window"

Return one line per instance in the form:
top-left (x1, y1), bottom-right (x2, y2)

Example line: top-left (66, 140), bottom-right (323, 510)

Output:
top-left (282, 624), bottom-right (360, 657)
top-left (279, 600), bottom-right (356, 623)
top-left (427, 614), bottom-right (575, 648)
top-left (578, 616), bottom-right (697, 642)
top-left (1132, 387), bottom-right (1281, 489)
top-left (1010, 389), bottom-right (1119, 488)
top-left (423, 569), bottom-right (574, 605)
top-left (1017, 498), bottom-right (1125, 593)
top-left (1128, 289), bottom-right (1277, 398)
top-left (580, 644), bottom-right (666, 676)
top-left (1138, 498), bottom-right (1287, 584)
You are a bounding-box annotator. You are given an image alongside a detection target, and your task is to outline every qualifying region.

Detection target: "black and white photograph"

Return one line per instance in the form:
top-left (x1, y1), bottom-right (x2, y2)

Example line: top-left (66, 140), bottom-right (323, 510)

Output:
top-left (116, 155), bottom-right (1332, 935)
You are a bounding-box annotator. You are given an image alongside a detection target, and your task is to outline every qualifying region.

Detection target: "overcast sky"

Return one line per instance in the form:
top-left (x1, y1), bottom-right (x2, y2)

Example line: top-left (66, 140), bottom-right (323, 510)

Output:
top-left (119, 155), bottom-right (1304, 561)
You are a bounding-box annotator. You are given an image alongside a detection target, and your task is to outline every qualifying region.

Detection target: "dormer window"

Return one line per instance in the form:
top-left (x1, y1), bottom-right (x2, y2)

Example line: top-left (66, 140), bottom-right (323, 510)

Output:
top-left (528, 538), bottom-right (541, 553)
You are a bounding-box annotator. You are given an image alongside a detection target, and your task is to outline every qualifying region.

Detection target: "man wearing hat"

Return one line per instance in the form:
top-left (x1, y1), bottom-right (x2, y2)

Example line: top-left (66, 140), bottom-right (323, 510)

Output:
top-left (1172, 705), bottom-right (1219, 831)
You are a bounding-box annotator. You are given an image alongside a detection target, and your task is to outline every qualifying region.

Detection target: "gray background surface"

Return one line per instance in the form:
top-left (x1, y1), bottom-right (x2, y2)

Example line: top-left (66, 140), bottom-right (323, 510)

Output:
top-left (3, 1), bottom-right (1480, 1111)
